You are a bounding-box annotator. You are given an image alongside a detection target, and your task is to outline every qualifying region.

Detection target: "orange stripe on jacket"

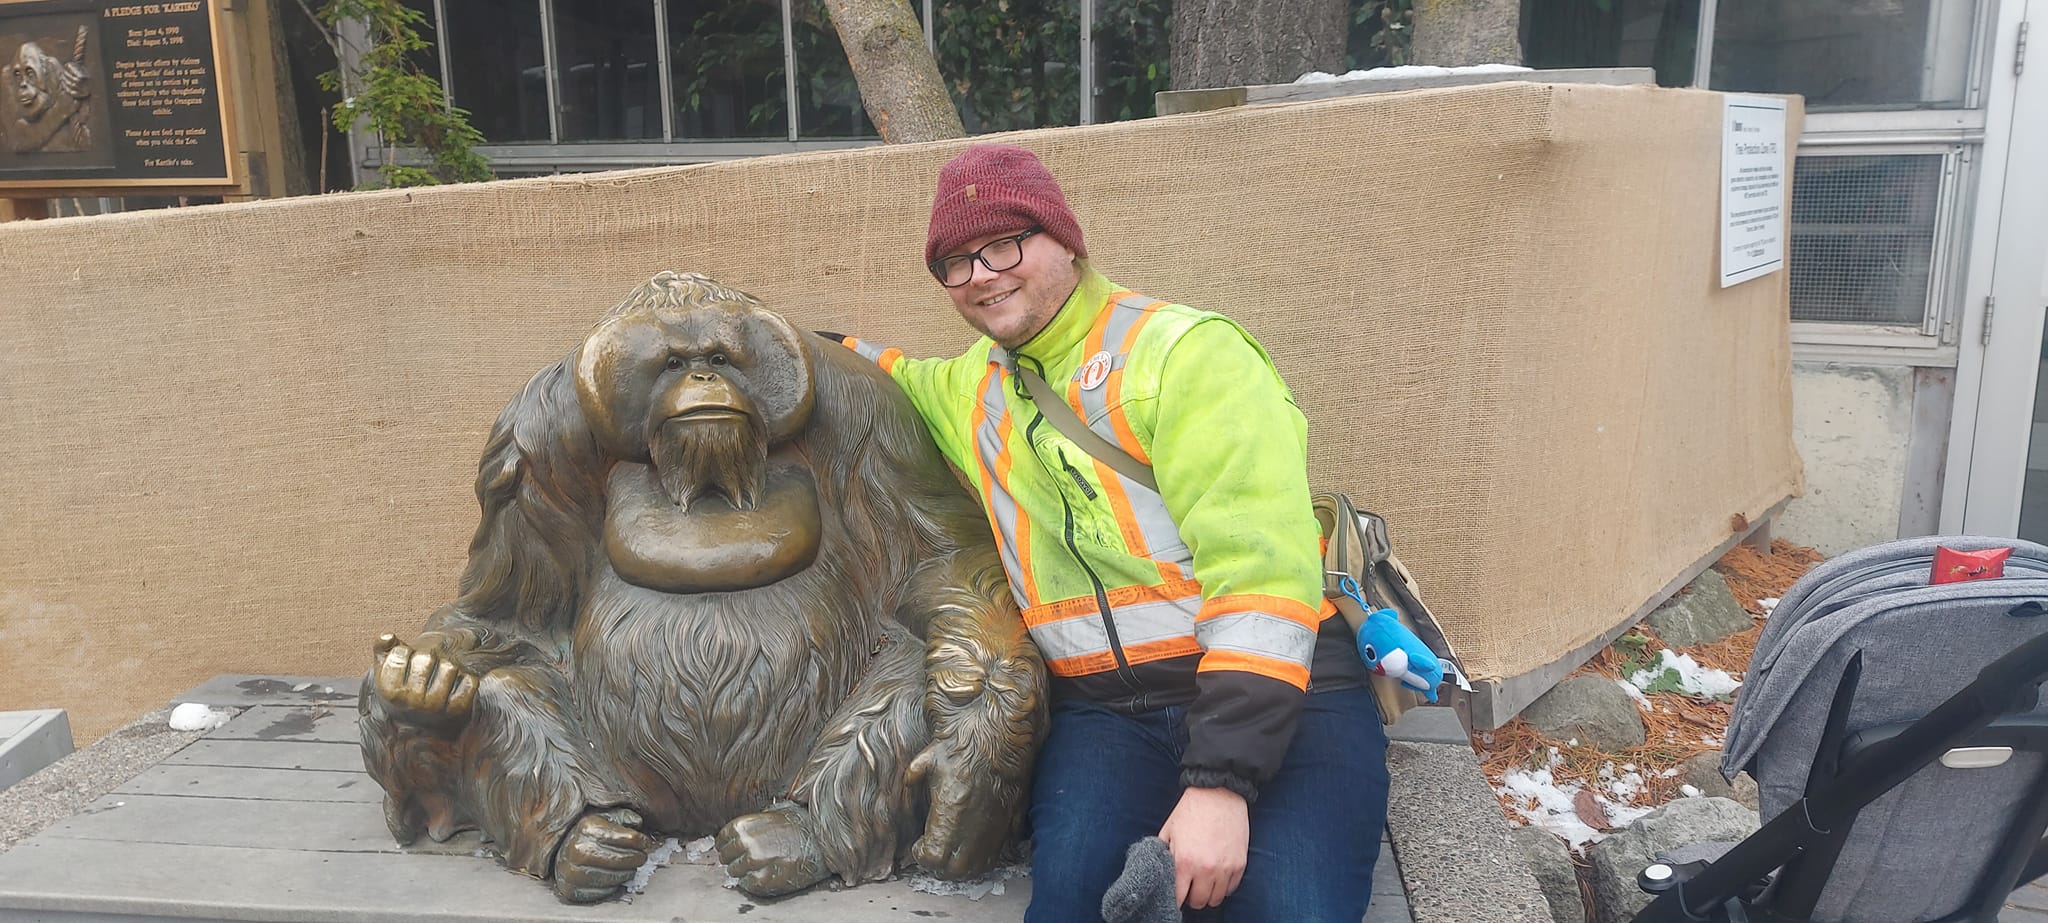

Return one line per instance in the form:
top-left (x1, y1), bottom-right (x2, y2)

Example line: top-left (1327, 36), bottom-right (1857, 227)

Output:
top-left (1044, 637), bottom-right (1200, 678)
top-left (1104, 300), bottom-right (1163, 466)
top-left (1197, 649), bottom-right (1311, 690)
top-left (1022, 577), bottom-right (1204, 626)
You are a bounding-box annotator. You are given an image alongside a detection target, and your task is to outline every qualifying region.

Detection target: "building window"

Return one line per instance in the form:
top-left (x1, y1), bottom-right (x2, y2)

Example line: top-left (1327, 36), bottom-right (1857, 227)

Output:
top-left (1710, 0), bottom-right (1978, 110)
top-left (934, 0), bottom-right (1081, 132)
top-left (794, 0), bottom-right (874, 137)
top-left (667, 0), bottom-right (790, 138)
top-left (1788, 153), bottom-right (1946, 326)
top-left (554, 1), bottom-right (664, 140)
top-left (1521, 0), bottom-right (1701, 88)
top-left (441, 0), bottom-right (550, 142)
top-left (1092, 0), bottom-right (1171, 123)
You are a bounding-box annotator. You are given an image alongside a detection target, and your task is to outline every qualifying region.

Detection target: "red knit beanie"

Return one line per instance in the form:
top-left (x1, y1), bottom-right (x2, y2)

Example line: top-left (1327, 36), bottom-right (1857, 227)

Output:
top-left (925, 144), bottom-right (1086, 268)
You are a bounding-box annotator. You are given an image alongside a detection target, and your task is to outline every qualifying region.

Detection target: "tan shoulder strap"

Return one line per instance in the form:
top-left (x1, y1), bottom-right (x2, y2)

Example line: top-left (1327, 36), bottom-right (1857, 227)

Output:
top-left (1015, 365), bottom-right (1160, 493)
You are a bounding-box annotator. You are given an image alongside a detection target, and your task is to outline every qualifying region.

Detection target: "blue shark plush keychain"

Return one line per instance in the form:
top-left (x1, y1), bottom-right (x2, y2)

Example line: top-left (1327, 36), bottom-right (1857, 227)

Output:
top-left (1338, 575), bottom-right (1443, 702)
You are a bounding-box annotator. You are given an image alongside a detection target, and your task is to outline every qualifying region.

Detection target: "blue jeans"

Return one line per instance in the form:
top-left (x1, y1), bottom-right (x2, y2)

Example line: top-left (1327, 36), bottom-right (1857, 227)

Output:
top-left (1024, 685), bottom-right (1391, 923)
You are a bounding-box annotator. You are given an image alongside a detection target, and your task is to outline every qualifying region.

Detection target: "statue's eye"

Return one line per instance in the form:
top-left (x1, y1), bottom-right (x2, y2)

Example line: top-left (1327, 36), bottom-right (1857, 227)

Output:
top-left (664, 355), bottom-right (682, 371)
top-left (709, 353), bottom-right (728, 367)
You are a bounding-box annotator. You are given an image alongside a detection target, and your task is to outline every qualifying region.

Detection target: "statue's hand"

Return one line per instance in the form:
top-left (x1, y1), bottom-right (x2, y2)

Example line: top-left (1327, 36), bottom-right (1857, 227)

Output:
top-left (551, 808), bottom-right (654, 904)
top-left (716, 802), bottom-right (830, 897)
top-left (905, 738), bottom-right (1014, 878)
top-left (370, 634), bottom-right (480, 730)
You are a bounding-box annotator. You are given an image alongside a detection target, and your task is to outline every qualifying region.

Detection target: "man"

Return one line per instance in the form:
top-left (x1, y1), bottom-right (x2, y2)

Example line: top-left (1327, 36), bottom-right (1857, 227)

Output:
top-left (840, 143), bottom-right (1389, 921)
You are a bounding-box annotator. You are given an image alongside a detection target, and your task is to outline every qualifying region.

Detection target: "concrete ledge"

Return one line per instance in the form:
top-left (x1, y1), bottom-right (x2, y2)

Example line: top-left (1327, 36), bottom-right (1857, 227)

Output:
top-left (1388, 707), bottom-right (1471, 746)
top-left (1385, 741), bottom-right (1550, 923)
top-left (1155, 67), bottom-right (1657, 115)
top-left (0, 710), bottom-right (73, 793)
top-left (0, 707), bottom-right (214, 854)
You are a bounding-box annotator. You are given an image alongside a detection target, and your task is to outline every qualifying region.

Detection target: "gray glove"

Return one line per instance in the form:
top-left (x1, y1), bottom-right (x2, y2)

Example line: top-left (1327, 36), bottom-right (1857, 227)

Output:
top-left (1102, 836), bottom-right (1181, 923)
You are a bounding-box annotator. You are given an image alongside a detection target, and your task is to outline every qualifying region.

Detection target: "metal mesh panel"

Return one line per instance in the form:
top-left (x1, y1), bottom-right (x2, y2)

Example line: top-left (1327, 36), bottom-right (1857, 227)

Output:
top-left (1789, 154), bottom-right (1943, 326)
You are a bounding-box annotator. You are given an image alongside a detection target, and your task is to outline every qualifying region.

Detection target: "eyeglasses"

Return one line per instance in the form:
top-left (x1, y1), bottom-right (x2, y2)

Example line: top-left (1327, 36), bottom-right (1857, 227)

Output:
top-left (929, 228), bottom-right (1042, 288)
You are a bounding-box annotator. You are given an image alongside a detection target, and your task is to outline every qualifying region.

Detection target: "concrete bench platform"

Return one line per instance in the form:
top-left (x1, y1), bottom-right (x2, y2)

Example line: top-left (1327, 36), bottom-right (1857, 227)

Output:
top-left (0, 710), bottom-right (72, 794)
top-left (0, 676), bottom-right (1412, 923)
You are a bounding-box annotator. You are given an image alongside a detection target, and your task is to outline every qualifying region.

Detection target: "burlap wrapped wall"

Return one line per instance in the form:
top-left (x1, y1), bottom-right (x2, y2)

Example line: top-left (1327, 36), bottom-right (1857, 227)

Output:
top-left (0, 82), bottom-right (1802, 742)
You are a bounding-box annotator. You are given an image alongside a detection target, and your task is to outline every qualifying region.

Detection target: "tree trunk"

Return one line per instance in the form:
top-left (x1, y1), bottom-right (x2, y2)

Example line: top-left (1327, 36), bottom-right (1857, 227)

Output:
top-left (1410, 0), bottom-right (1524, 67)
top-left (821, 0), bottom-right (964, 142)
top-left (1168, 0), bottom-right (1347, 91)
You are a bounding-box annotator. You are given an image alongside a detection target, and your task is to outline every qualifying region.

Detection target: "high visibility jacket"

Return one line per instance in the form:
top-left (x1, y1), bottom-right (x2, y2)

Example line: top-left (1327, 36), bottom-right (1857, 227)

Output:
top-left (842, 268), bottom-right (1364, 793)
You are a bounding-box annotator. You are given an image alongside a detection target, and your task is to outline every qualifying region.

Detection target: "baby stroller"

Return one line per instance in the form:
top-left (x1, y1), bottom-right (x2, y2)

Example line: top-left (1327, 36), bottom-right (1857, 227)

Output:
top-left (1630, 535), bottom-right (2048, 923)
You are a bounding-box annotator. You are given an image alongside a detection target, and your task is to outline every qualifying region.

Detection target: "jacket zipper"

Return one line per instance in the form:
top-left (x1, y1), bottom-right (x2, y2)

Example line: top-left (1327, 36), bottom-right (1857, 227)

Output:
top-left (1016, 366), bottom-right (1149, 709)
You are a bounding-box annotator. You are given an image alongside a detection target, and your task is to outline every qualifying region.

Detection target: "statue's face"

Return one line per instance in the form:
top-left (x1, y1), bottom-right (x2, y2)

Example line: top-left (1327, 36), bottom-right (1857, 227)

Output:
top-left (12, 43), bottom-right (56, 123)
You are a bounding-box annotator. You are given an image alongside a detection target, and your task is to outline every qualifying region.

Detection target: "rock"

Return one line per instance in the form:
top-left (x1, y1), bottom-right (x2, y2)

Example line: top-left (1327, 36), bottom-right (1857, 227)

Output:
top-left (1646, 570), bottom-right (1754, 648)
top-left (1509, 825), bottom-right (1587, 923)
top-left (1521, 676), bottom-right (1647, 751)
top-left (1678, 752), bottom-right (1760, 812)
top-left (1586, 798), bottom-right (1760, 923)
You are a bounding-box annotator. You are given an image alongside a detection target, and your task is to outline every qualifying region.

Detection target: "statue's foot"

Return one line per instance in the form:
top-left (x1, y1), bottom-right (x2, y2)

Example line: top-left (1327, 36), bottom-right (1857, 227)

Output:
top-left (715, 803), bottom-right (831, 897)
top-left (552, 808), bottom-right (654, 904)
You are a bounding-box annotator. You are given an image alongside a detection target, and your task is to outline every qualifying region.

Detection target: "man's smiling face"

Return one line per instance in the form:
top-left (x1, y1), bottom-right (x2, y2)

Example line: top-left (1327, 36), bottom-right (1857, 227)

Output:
top-left (941, 227), bottom-right (1080, 349)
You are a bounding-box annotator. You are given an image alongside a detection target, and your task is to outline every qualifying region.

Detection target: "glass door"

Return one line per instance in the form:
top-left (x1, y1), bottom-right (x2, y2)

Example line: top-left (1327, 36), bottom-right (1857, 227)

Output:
top-left (1953, 0), bottom-right (2048, 539)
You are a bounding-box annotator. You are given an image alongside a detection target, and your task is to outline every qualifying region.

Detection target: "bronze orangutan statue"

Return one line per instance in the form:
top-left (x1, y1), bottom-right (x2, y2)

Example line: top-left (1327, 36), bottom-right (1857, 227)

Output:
top-left (358, 272), bottom-right (1047, 903)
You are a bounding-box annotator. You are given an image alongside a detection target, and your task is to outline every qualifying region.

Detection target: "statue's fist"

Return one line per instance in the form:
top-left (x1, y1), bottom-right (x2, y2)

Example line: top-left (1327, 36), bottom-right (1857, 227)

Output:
top-left (370, 634), bottom-right (479, 729)
top-left (552, 808), bottom-right (654, 904)
top-left (906, 741), bottom-right (1014, 878)
top-left (715, 803), bottom-right (830, 897)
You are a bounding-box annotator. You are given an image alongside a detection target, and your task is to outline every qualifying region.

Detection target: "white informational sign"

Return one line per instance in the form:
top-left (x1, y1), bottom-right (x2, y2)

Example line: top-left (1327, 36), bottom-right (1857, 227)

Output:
top-left (1719, 94), bottom-right (1789, 288)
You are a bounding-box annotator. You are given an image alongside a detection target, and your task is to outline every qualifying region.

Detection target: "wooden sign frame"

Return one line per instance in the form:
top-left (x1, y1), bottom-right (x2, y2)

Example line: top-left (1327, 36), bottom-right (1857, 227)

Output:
top-left (0, 0), bottom-right (243, 194)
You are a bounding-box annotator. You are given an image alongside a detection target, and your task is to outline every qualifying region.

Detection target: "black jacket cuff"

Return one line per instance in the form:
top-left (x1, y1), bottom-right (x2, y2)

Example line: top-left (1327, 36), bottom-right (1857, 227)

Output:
top-left (1179, 766), bottom-right (1259, 804)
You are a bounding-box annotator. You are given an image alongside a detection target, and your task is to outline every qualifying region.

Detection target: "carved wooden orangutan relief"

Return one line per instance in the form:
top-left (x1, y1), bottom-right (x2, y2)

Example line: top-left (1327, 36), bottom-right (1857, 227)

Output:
top-left (359, 272), bottom-right (1047, 903)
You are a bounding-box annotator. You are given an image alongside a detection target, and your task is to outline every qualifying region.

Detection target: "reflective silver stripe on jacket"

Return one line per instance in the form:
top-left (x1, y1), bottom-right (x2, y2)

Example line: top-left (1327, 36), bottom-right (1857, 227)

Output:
top-left (973, 364), bottom-right (1032, 608)
top-left (1196, 610), bottom-right (1319, 667)
top-left (1029, 594), bottom-right (1202, 663)
top-left (846, 338), bottom-right (889, 364)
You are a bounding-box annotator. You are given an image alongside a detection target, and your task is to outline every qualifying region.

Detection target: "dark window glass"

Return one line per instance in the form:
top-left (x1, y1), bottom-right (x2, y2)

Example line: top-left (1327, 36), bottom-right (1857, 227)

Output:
top-left (1711, 0), bottom-right (1975, 109)
top-left (1345, 0), bottom-right (1412, 71)
top-left (792, 0), bottom-right (874, 137)
top-left (668, 0), bottom-right (789, 138)
top-left (443, 0), bottom-right (550, 141)
top-left (934, 0), bottom-right (1080, 133)
top-left (555, 1), bottom-right (663, 140)
top-left (1788, 154), bottom-right (1943, 326)
top-left (397, 0), bottom-right (441, 78)
top-left (1093, 0), bottom-right (1170, 122)
top-left (1521, 0), bottom-right (1700, 88)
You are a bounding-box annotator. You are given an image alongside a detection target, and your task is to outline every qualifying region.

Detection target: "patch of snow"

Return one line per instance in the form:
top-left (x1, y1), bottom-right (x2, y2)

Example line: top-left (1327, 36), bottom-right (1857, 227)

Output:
top-left (1296, 63), bottom-right (1532, 83)
top-left (1680, 784), bottom-right (1703, 797)
top-left (1615, 679), bottom-right (1653, 710)
top-left (1758, 597), bottom-right (1780, 617)
top-left (905, 864), bottom-right (1031, 901)
top-left (1497, 760), bottom-right (1649, 850)
top-left (683, 835), bottom-right (718, 864)
top-left (168, 703), bottom-right (234, 731)
top-left (625, 837), bottom-right (684, 895)
top-left (1629, 649), bottom-right (1742, 698)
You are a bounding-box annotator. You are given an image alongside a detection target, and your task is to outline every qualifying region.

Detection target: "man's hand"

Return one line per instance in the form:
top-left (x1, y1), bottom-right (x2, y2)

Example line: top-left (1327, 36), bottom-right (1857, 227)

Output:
top-left (1158, 786), bottom-right (1249, 910)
